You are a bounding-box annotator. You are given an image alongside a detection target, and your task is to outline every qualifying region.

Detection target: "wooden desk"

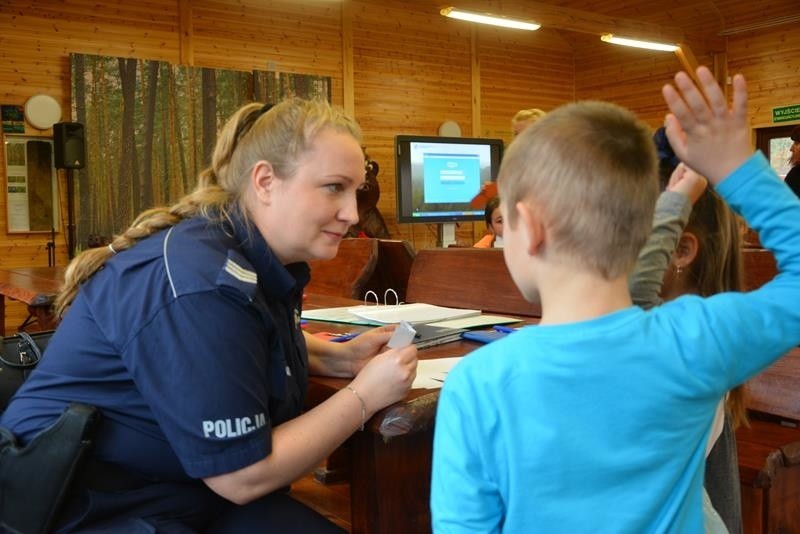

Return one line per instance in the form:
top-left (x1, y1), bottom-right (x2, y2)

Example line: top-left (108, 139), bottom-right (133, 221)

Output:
top-left (303, 293), bottom-right (529, 533)
top-left (0, 266), bottom-right (64, 335)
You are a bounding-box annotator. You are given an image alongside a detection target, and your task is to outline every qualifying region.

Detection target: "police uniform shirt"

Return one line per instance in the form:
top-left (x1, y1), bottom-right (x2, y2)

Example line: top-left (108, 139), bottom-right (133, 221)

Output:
top-left (1, 211), bottom-right (310, 481)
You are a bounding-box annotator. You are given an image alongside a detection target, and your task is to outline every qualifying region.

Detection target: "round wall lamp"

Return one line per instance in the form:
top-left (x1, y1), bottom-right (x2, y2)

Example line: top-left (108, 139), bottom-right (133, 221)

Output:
top-left (24, 94), bottom-right (62, 130)
top-left (438, 120), bottom-right (462, 137)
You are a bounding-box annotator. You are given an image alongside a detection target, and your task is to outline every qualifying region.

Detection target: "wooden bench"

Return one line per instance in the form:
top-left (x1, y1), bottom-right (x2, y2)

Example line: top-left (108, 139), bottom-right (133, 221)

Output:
top-left (742, 248), bottom-right (777, 292)
top-left (405, 248), bottom-right (541, 318)
top-left (736, 346), bottom-right (800, 533)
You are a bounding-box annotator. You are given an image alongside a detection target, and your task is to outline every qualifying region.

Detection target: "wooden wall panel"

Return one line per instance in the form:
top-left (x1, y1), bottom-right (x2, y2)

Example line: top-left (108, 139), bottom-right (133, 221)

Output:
top-left (575, 45), bottom-right (715, 128)
top-left (479, 27), bottom-right (575, 142)
top-left (353, 1), bottom-right (576, 248)
top-left (190, 0), bottom-right (344, 103)
top-left (0, 0), bottom-right (182, 331)
top-left (352, 0), bottom-right (473, 249)
top-left (727, 26), bottom-right (800, 128)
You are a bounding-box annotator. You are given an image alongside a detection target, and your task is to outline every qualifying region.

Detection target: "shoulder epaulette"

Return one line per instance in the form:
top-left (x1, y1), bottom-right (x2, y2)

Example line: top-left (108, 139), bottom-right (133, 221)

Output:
top-left (216, 249), bottom-right (259, 302)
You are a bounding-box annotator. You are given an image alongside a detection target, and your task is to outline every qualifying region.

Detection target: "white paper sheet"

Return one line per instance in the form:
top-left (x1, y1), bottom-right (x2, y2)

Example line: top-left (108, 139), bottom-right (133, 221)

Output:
top-left (348, 303), bottom-right (480, 324)
top-left (412, 356), bottom-right (464, 389)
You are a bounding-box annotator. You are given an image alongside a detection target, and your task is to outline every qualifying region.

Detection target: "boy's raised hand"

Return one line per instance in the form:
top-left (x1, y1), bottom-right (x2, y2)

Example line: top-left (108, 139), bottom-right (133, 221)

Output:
top-left (662, 66), bottom-right (751, 186)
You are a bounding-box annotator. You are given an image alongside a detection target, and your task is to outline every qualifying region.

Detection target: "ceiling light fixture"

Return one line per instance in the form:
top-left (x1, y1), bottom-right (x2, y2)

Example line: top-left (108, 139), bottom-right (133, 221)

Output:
top-left (440, 7), bottom-right (540, 31)
top-left (600, 33), bottom-right (679, 52)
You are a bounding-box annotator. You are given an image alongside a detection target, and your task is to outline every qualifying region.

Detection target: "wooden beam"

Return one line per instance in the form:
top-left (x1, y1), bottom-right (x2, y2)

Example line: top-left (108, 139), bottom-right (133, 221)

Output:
top-left (178, 0), bottom-right (193, 66)
top-left (674, 46), bottom-right (730, 99)
top-left (674, 44), bottom-right (699, 76)
top-left (471, 26), bottom-right (481, 137)
top-left (341, 0), bottom-right (355, 117)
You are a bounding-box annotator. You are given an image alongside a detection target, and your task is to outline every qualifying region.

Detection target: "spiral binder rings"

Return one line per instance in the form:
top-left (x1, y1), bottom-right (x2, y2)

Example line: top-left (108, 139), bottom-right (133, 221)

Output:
top-left (302, 288), bottom-right (480, 325)
top-left (301, 289), bottom-right (520, 329)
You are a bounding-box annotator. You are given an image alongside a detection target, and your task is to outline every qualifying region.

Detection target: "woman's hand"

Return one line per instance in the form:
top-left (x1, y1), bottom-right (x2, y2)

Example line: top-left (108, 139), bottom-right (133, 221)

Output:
top-left (305, 325), bottom-right (398, 377)
top-left (341, 324), bottom-right (397, 374)
top-left (349, 343), bottom-right (418, 414)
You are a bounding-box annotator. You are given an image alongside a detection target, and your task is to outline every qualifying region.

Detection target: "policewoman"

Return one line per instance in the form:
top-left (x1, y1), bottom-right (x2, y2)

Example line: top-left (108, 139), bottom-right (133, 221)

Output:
top-left (0, 99), bottom-right (418, 532)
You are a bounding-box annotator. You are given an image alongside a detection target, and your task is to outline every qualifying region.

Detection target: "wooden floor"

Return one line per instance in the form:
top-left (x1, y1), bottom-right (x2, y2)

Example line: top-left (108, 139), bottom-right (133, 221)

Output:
top-left (290, 472), bottom-right (352, 532)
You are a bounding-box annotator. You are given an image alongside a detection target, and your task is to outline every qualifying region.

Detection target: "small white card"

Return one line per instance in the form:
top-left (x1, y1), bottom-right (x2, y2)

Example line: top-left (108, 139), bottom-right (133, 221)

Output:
top-left (387, 320), bottom-right (417, 348)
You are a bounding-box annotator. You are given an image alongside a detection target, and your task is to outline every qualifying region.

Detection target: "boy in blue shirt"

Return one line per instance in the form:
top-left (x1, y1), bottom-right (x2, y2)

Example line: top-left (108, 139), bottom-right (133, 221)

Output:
top-left (431, 68), bottom-right (800, 532)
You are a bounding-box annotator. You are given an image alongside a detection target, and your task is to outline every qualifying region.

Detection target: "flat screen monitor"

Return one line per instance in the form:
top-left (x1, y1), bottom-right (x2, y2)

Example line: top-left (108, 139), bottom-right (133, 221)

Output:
top-left (395, 135), bottom-right (504, 224)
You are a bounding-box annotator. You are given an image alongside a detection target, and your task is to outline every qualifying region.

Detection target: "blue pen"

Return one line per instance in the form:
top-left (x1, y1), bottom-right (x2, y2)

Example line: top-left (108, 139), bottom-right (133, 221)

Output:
top-left (492, 325), bottom-right (516, 334)
top-left (330, 332), bottom-right (360, 343)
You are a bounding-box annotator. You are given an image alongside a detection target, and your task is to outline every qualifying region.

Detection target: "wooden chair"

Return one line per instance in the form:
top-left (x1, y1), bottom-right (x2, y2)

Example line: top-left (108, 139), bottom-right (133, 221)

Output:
top-left (742, 248), bottom-right (777, 291)
top-left (306, 238), bottom-right (379, 300)
top-left (405, 248), bottom-right (541, 318)
top-left (736, 347), bottom-right (800, 533)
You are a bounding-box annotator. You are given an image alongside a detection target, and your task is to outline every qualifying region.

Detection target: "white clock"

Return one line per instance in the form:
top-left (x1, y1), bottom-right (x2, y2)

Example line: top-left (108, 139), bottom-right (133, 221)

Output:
top-left (24, 94), bottom-right (62, 130)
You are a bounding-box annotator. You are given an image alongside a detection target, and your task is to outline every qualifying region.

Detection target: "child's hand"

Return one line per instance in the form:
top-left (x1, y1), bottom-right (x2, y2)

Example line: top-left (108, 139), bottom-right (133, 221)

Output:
top-left (661, 66), bottom-right (751, 186)
top-left (666, 163), bottom-right (707, 205)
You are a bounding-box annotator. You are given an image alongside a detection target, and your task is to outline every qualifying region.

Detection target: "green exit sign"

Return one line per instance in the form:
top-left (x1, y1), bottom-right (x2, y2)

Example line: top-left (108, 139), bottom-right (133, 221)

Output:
top-left (773, 104), bottom-right (800, 123)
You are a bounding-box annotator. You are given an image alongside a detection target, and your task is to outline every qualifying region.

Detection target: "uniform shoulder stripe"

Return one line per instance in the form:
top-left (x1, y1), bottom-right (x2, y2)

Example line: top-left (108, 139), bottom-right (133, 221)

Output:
top-left (224, 258), bottom-right (258, 284)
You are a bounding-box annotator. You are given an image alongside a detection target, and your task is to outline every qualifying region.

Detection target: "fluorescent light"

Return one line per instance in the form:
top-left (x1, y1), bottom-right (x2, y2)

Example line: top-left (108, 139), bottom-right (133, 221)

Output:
top-left (600, 33), bottom-right (678, 52)
top-left (440, 7), bottom-right (540, 31)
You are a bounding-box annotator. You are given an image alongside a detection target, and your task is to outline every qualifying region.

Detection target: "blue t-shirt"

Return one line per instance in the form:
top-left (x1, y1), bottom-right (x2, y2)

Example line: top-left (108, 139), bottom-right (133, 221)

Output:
top-left (431, 153), bottom-right (800, 532)
top-left (1, 212), bottom-right (310, 481)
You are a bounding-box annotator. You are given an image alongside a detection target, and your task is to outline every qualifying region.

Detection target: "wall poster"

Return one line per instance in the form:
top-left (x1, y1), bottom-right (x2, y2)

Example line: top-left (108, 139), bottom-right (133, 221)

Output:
top-left (4, 135), bottom-right (58, 233)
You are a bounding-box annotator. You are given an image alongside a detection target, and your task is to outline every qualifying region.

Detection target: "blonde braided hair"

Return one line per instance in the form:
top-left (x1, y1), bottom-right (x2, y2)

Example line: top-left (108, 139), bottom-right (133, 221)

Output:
top-left (56, 98), bottom-right (361, 317)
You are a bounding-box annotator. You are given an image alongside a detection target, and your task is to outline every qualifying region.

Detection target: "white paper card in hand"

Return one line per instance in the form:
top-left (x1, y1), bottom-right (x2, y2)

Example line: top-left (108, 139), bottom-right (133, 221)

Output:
top-left (387, 321), bottom-right (417, 348)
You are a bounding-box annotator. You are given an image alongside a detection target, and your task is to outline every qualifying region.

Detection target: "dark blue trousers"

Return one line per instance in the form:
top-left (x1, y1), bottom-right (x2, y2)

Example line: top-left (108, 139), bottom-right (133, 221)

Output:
top-left (57, 482), bottom-right (344, 533)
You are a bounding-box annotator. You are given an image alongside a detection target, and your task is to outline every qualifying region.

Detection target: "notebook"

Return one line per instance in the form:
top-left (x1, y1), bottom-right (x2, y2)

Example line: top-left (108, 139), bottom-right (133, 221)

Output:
top-left (411, 323), bottom-right (467, 350)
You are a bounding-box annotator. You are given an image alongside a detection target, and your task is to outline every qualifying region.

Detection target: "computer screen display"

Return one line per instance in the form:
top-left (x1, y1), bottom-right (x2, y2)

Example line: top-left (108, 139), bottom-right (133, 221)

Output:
top-left (395, 135), bottom-right (503, 224)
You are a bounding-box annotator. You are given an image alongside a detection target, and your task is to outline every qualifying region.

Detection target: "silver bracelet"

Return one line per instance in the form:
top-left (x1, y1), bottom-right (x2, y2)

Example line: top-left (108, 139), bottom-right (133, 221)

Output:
top-left (346, 385), bottom-right (367, 431)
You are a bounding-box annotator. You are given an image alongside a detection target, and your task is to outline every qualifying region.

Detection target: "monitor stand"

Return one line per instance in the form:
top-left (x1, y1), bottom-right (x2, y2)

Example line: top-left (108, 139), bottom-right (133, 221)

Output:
top-left (438, 222), bottom-right (456, 248)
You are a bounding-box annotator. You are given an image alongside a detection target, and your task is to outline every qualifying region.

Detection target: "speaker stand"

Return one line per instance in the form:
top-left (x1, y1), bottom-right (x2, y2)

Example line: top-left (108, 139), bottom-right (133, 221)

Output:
top-left (65, 169), bottom-right (76, 259)
top-left (438, 222), bottom-right (457, 248)
top-left (46, 227), bottom-right (56, 267)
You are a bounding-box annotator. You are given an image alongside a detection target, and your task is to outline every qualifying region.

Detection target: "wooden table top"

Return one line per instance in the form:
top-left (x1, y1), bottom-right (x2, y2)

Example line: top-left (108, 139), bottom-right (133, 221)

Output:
top-left (0, 266), bottom-right (65, 306)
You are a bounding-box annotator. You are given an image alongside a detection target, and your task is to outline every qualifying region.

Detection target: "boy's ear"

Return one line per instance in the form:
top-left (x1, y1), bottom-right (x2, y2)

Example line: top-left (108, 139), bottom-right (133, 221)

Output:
top-left (515, 200), bottom-right (545, 256)
top-left (675, 231), bottom-right (700, 268)
top-left (251, 160), bottom-right (277, 204)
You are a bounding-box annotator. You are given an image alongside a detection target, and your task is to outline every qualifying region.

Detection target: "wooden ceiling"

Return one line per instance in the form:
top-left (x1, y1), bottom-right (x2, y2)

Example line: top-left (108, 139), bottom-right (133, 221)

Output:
top-left (436, 0), bottom-right (800, 54)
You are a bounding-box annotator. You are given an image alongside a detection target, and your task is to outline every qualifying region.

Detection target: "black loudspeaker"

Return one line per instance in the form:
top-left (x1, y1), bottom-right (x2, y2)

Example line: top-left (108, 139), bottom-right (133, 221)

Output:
top-left (53, 122), bottom-right (86, 169)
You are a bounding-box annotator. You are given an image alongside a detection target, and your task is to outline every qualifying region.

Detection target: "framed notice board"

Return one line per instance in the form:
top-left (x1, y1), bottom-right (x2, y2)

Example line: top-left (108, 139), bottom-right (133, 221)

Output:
top-left (4, 135), bottom-right (59, 233)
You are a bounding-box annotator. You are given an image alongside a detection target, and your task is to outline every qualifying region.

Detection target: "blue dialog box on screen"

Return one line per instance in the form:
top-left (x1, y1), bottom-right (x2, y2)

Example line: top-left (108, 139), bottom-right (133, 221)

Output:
top-left (422, 153), bottom-right (480, 203)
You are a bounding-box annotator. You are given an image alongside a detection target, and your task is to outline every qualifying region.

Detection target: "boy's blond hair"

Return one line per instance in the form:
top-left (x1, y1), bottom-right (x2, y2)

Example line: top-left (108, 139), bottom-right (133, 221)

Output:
top-left (499, 101), bottom-right (658, 280)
